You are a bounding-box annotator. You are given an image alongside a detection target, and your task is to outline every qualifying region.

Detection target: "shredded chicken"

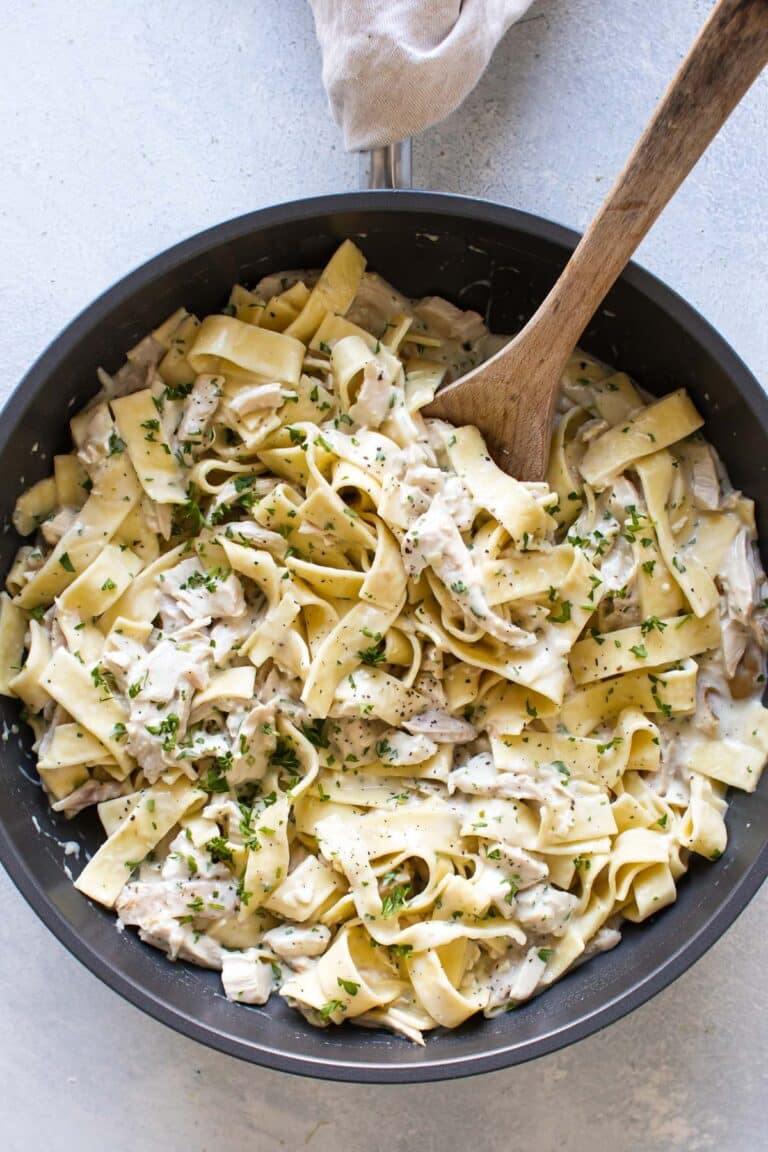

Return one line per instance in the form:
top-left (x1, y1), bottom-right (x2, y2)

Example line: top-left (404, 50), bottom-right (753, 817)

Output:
top-left (513, 884), bottom-right (579, 936)
top-left (51, 779), bottom-right (125, 817)
top-left (159, 559), bottom-right (246, 623)
top-left (176, 374), bottom-right (222, 449)
top-left (404, 497), bottom-right (535, 648)
top-left (221, 949), bottom-right (275, 1004)
top-left (720, 528), bottom-right (758, 624)
top-left (689, 444), bottom-right (721, 510)
top-left (403, 710), bottom-right (477, 743)
top-left (116, 879), bottom-right (239, 924)
top-left (349, 356), bottom-right (397, 429)
top-left (73, 402), bottom-right (115, 475)
top-left (230, 700), bottom-right (277, 785)
top-left (227, 381), bottom-right (285, 416)
top-left (413, 296), bottom-right (487, 345)
top-left (40, 507), bottom-right (78, 547)
top-left (487, 946), bottom-right (547, 1009)
top-left (138, 919), bottom-right (223, 968)
top-left (376, 730), bottom-right (437, 766)
top-left (345, 271), bottom-right (411, 334)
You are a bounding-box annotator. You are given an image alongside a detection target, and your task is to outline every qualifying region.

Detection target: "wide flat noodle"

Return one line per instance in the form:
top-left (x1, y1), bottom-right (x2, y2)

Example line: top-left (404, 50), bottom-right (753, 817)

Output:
top-left (189, 315), bottom-right (305, 385)
top-left (41, 649), bottom-right (134, 777)
top-left (15, 455), bottom-right (142, 609)
top-left (285, 240), bottom-right (366, 343)
top-left (580, 390), bottom-right (704, 488)
top-left (446, 426), bottom-right (554, 544)
top-left (75, 781), bottom-right (204, 906)
top-left (635, 451), bottom-right (719, 617)
top-left (111, 389), bottom-right (188, 504)
top-left (569, 612), bottom-right (720, 685)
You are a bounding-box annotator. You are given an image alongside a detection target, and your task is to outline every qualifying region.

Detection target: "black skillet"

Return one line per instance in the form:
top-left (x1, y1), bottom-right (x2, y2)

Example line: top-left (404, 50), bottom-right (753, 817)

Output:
top-left (0, 139), bottom-right (766, 1082)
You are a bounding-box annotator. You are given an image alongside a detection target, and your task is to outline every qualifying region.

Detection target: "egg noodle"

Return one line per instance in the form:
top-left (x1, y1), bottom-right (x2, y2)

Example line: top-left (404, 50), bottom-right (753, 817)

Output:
top-left (3, 241), bottom-right (767, 1043)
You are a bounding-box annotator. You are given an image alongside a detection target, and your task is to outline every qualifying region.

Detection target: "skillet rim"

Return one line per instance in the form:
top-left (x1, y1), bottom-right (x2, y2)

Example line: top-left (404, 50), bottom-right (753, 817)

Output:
top-left (1, 189), bottom-right (766, 1083)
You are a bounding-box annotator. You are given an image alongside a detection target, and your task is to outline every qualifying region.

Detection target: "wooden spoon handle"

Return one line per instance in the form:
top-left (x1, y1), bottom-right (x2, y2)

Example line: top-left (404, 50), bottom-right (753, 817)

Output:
top-left (530, 0), bottom-right (768, 360)
top-left (425, 0), bottom-right (768, 482)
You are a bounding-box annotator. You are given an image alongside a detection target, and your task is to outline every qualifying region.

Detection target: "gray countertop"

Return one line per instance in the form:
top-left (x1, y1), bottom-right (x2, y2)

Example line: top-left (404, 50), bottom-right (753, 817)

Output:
top-left (1, 1), bottom-right (766, 1148)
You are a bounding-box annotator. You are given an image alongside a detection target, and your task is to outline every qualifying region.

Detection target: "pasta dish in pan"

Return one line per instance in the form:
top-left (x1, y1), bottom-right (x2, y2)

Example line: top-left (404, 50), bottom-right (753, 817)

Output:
top-left (3, 241), bottom-right (766, 1043)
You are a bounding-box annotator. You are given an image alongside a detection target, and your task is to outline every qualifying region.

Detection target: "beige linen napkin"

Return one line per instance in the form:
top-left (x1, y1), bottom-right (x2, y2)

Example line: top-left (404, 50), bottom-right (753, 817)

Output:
top-left (309, 0), bottom-right (536, 151)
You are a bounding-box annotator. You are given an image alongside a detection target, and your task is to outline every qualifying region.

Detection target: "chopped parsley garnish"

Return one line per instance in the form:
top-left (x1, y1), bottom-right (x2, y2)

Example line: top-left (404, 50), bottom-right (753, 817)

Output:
top-left (214, 750), bottom-right (233, 774)
top-left (128, 673), bottom-right (148, 699)
top-left (380, 883), bottom-right (411, 917)
top-left (270, 737), bottom-right (299, 771)
top-left (200, 764), bottom-right (229, 794)
top-left (375, 738), bottom-right (393, 761)
top-left (550, 600), bottom-right (572, 624)
top-left (162, 382), bottom-right (194, 401)
top-left (640, 616), bottom-right (667, 636)
top-left (145, 713), bottom-right (180, 752)
top-left (357, 635), bottom-right (386, 665)
top-left (90, 664), bottom-right (116, 697)
top-left (180, 567), bottom-right (226, 593)
top-left (319, 999), bottom-right (345, 1019)
top-left (59, 552), bottom-right (75, 573)
top-left (337, 977), bottom-right (360, 996)
top-left (650, 682), bottom-right (673, 718)
top-left (205, 835), bottom-right (234, 864)
top-left (172, 497), bottom-right (206, 536)
top-left (504, 877), bottom-right (519, 903)
top-left (300, 719), bottom-right (328, 749)
top-left (596, 736), bottom-right (623, 753)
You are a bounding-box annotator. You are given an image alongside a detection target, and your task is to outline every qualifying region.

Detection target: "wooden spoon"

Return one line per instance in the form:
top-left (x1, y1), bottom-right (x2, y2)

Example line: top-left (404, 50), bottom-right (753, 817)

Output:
top-left (424, 0), bottom-right (768, 480)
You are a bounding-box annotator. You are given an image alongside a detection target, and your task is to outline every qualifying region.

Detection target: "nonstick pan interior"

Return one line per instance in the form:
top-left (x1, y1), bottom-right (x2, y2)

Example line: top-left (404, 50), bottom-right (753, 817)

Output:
top-left (1, 191), bottom-right (766, 1082)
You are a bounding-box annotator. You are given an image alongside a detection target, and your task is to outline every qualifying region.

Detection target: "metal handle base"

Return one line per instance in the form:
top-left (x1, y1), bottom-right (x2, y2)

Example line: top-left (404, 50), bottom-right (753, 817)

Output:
top-left (358, 141), bottom-right (413, 190)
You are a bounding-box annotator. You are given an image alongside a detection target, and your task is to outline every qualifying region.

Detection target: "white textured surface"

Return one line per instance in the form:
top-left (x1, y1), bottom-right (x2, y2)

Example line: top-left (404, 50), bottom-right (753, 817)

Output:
top-left (1, 1), bottom-right (766, 1148)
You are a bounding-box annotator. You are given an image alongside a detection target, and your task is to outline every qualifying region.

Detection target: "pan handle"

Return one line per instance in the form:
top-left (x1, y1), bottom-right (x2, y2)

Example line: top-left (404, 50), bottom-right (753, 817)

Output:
top-left (358, 141), bottom-right (412, 190)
